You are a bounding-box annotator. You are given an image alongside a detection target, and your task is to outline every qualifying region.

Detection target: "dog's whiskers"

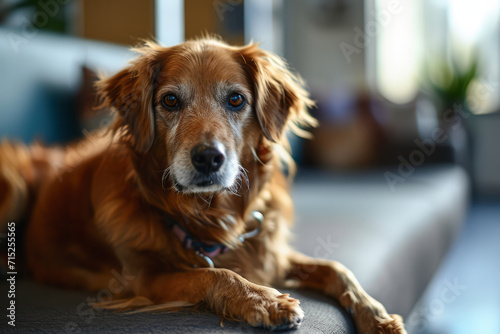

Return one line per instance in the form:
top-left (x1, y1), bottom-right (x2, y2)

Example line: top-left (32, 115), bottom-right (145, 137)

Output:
top-left (225, 187), bottom-right (240, 197)
top-left (161, 167), bottom-right (172, 190)
top-left (197, 193), bottom-right (212, 206)
top-left (250, 146), bottom-right (265, 166)
top-left (237, 164), bottom-right (250, 192)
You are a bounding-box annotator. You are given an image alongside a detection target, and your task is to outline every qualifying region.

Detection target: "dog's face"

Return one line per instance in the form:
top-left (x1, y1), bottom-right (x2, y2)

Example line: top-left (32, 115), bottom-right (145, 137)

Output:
top-left (154, 44), bottom-right (253, 193)
top-left (98, 39), bottom-right (315, 194)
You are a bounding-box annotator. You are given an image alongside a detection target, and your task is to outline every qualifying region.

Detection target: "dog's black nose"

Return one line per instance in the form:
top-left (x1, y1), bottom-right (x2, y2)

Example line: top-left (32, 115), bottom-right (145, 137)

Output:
top-left (191, 142), bottom-right (226, 174)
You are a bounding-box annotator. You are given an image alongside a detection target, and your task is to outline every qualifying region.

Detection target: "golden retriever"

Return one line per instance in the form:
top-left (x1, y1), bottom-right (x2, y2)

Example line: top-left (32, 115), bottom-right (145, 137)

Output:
top-left (0, 38), bottom-right (406, 333)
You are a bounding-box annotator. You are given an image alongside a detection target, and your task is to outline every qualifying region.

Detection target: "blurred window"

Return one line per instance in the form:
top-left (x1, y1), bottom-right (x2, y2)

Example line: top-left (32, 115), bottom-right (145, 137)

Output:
top-left (369, 0), bottom-right (500, 114)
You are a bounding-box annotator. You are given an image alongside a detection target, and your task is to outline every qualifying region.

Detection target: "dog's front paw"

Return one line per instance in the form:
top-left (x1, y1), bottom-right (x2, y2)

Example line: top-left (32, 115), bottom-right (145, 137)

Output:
top-left (244, 289), bottom-right (304, 331)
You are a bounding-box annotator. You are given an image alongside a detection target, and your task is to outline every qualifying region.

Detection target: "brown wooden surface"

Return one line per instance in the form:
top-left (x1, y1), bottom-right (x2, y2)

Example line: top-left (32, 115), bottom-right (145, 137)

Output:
top-left (79, 0), bottom-right (155, 45)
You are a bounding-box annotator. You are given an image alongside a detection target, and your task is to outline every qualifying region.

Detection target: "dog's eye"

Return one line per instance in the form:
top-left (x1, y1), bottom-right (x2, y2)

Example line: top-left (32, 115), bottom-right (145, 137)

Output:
top-left (162, 94), bottom-right (179, 109)
top-left (227, 93), bottom-right (245, 110)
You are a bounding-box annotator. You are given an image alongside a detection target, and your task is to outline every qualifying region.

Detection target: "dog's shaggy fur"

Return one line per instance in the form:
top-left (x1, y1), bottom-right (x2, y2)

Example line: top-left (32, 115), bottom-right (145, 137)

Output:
top-left (0, 38), bottom-right (406, 333)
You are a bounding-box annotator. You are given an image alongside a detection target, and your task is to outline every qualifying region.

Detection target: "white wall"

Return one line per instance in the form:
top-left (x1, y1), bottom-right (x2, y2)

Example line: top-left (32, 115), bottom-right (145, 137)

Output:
top-left (283, 0), bottom-right (366, 93)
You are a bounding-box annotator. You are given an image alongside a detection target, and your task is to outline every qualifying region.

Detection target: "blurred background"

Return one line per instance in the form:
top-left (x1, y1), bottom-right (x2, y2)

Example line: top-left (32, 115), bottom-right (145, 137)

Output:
top-left (0, 0), bottom-right (499, 333)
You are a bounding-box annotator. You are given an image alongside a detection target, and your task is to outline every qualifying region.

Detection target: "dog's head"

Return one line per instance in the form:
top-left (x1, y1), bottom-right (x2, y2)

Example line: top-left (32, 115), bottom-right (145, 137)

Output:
top-left (98, 39), bottom-right (315, 194)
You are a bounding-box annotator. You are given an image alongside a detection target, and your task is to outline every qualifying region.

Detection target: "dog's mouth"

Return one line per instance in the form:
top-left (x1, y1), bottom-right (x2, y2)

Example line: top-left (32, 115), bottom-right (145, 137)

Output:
top-left (196, 180), bottom-right (216, 187)
top-left (172, 174), bottom-right (229, 194)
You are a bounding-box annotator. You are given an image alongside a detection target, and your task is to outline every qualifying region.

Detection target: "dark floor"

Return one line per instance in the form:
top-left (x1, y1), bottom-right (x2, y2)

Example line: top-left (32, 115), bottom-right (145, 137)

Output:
top-left (406, 201), bottom-right (500, 334)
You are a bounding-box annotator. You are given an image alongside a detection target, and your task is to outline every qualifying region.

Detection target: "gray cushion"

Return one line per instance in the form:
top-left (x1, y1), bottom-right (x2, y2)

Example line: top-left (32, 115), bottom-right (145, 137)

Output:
top-left (1, 280), bottom-right (355, 333)
top-left (292, 165), bottom-right (469, 317)
top-left (0, 27), bottom-right (130, 144)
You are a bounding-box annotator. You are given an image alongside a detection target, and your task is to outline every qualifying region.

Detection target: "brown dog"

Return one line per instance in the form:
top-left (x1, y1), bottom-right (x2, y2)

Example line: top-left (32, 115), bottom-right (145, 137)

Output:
top-left (0, 38), bottom-right (406, 333)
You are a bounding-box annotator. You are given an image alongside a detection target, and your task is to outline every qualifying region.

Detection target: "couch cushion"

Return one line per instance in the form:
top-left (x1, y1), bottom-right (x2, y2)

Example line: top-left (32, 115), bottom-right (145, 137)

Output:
top-left (291, 165), bottom-right (469, 317)
top-left (1, 280), bottom-right (355, 333)
top-left (0, 28), bottom-right (130, 144)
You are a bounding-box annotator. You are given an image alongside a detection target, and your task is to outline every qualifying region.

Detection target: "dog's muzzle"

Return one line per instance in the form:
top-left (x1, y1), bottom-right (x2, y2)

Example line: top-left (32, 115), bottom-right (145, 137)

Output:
top-left (172, 140), bottom-right (237, 192)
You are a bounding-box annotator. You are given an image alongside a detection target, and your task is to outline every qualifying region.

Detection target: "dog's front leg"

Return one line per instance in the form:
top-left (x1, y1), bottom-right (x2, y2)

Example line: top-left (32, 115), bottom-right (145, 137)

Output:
top-left (285, 252), bottom-right (406, 334)
top-left (140, 268), bottom-right (304, 330)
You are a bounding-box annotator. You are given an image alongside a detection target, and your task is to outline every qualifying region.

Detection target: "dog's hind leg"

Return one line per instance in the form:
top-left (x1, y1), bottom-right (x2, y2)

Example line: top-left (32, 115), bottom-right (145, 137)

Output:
top-left (0, 141), bottom-right (64, 224)
top-left (0, 142), bottom-right (32, 224)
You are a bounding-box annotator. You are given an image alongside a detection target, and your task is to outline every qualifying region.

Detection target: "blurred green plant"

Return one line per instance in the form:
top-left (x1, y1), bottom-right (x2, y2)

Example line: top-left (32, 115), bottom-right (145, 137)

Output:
top-left (0, 0), bottom-right (70, 33)
top-left (421, 52), bottom-right (479, 119)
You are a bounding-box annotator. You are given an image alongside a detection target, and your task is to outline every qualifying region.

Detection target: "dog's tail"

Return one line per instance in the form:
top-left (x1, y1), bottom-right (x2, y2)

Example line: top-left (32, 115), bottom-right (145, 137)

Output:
top-left (0, 140), bottom-right (64, 225)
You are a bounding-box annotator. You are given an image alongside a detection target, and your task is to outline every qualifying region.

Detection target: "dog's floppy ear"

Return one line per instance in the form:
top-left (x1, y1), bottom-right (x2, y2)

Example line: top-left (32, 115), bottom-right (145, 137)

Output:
top-left (97, 43), bottom-right (163, 153)
top-left (237, 44), bottom-right (316, 143)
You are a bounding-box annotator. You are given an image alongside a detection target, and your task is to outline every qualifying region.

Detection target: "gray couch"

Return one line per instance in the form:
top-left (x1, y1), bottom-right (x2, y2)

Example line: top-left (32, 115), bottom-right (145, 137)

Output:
top-left (0, 28), bottom-right (469, 333)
